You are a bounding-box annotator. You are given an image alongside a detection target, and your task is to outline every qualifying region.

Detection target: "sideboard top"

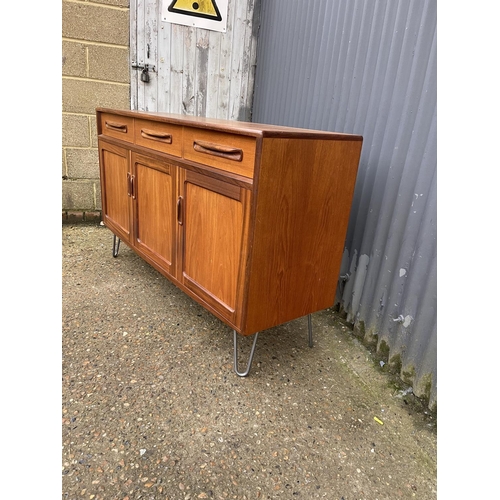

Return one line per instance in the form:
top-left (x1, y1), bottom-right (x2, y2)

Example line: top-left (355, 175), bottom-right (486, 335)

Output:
top-left (96, 108), bottom-right (363, 142)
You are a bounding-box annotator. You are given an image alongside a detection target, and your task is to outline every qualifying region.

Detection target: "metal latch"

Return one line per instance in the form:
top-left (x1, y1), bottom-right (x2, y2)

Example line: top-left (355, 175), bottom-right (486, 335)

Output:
top-left (131, 63), bottom-right (156, 83)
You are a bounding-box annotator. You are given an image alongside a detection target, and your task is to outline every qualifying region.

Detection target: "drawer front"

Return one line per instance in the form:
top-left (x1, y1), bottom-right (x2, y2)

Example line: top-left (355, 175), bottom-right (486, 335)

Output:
top-left (134, 119), bottom-right (183, 157)
top-left (100, 113), bottom-right (134, 143)
top-left (183, 128), bottom-right (256, 178)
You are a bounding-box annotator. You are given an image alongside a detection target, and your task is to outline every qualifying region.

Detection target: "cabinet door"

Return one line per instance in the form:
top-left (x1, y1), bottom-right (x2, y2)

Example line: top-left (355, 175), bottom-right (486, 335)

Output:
top-left (99, 141), bottom-right (132, 243)
top-left (131, 152), bottom-right (176, 277)
top-left (179, 169), bottom-right (251, 328)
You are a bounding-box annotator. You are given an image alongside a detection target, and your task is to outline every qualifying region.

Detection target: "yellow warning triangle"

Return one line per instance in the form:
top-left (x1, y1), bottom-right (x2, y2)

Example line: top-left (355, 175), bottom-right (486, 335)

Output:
top-left (168, 0), bottom-right (222, 21)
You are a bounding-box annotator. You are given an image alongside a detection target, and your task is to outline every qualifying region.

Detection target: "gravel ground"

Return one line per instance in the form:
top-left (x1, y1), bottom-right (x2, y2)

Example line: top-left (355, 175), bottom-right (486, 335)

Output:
top-left (62, 223), bottom-right (437, 500)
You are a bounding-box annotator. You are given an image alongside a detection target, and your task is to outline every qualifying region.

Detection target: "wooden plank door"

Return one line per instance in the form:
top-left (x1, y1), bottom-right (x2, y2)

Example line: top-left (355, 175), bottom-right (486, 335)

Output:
top-left (130, 0), bottom-right (259, 119)
top-left (178, 168), bottom-right (251, 329)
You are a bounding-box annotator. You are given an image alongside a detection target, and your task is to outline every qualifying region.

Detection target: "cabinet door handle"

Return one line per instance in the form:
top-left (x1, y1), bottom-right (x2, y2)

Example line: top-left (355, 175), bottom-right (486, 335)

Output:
top-left (140, 128), bottom-right (173, 143)
top-left (177, 196), bottom-right (183, 225)
top-left (105, 121), bottom-right (128, 133)
top-left (193, 140), bottom-right (243, 162)
top-left (127, 172), bottom-right (132, 196)
top-left (131, 175), bottom-right (136, 199)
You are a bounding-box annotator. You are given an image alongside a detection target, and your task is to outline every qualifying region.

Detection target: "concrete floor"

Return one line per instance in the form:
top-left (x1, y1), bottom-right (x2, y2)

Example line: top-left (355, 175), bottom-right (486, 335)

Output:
top-left (62, 223), bottom-right (437, 500)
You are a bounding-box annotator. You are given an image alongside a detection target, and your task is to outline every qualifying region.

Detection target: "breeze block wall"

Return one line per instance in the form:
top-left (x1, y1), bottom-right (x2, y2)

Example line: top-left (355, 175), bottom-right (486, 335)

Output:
top-left (62, 0), bottom-right (130, 223)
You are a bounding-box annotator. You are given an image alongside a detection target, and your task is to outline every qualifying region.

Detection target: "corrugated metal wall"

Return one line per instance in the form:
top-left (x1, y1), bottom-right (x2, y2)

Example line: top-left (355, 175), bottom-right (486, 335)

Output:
top-left (131, 0), bottom-right (260, 120)
top-left (252, 0), bottom-right (437, 409)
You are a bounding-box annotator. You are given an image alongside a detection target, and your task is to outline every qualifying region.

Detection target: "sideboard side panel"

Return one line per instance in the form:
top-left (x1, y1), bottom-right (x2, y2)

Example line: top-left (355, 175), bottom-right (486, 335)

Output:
top-left (243, 137), bottom-right (362, 335)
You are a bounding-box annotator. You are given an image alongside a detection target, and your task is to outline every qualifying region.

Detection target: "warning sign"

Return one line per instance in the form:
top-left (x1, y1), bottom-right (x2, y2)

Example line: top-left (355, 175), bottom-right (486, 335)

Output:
top-left (168, 0), bottom-right (222, 21)
top-left (162, 0), bottom-right (228, 32)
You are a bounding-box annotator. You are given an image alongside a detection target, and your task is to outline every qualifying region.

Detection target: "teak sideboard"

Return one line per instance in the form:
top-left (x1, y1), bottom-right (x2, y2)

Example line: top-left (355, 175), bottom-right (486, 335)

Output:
top-left (96, 108), bottom-right (363, 374)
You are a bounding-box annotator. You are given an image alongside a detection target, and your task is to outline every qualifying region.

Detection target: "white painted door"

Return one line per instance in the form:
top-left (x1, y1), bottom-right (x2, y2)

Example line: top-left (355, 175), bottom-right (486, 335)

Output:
top-left (130, 0), bottom-right (260, 120)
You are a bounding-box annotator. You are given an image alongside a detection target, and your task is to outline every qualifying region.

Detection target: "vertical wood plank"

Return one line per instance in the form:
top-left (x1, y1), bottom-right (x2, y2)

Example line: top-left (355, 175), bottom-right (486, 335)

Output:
top-left (206, 30), bottom-right (221, 118)
top-left (135, 0), bottom-right (146, 109)
top-left (130, 0), bottom-right (139, 110)
top-left (157, 13), bottom-right (172, 111)
top-left (244, 0), bottom-right (260, 121)
top-left (143, 0), bottom-right (159, 111)
top-left (216, 0), bottom-right (234, 119)
top-left (229, 0), bottom-right (248, 120)
top-left (195, 29), bottom-right (210, 116)
top-left (169, 24), bottom-right (185, 114)
top-left (182, 26), bottom-right (197, 115)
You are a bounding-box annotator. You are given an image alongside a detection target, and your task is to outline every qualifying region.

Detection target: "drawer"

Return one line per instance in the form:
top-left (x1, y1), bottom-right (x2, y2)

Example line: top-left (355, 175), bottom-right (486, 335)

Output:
top-left (134, 119), bottom-right (182, 157)
top-left (183, 127), bottom-right (256, 178)
top-left (99, 113), bottom-right (134, 143)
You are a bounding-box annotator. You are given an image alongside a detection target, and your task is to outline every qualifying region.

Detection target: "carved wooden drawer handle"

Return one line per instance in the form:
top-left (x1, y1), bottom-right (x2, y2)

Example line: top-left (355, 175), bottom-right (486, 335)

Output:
top-left (141, 128), bottom-right (173, 143)
top-left (193, 140), bottom-right (243, 162)
top-left (105, 121), bottom-right (128, 132)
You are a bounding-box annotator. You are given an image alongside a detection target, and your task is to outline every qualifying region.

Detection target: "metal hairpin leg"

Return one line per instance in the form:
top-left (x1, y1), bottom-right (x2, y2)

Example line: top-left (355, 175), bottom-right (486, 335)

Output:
top-left (112, 234), bottom-right (121, 258)
top-left (233, 330), bottom-right (259, 377)
top-left (308, 314), bottom-right (313, 347)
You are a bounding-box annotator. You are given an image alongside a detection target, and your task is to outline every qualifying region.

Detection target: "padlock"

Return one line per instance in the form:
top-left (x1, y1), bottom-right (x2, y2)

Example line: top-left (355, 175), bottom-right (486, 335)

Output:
top-left (140, 68), bottom-right (150, 83)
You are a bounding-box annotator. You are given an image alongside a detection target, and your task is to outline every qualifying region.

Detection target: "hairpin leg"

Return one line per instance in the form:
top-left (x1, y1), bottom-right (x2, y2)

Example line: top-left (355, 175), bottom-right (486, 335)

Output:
top-left (308, 314), bottom-right (313, 347)
top-left (233, 330), bottom-right (259, 377)
top-left (112, 234), bottom-right (121, 258)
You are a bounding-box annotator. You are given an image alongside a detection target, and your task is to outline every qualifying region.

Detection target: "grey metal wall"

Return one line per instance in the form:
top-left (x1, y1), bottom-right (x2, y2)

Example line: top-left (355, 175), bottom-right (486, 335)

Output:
top-left (252, 0), bottom-right (437, 409)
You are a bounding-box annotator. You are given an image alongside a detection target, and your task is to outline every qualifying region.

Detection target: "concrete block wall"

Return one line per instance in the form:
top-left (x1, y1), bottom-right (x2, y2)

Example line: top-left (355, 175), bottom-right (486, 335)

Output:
top-left (62, 0), bottom-right (130, 223)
